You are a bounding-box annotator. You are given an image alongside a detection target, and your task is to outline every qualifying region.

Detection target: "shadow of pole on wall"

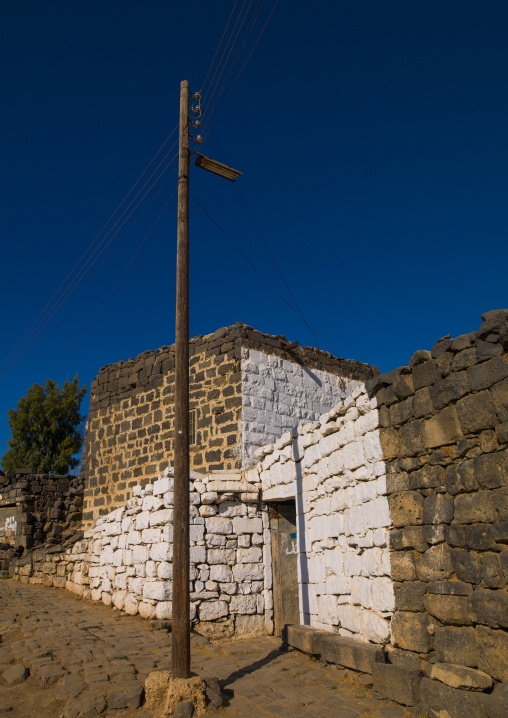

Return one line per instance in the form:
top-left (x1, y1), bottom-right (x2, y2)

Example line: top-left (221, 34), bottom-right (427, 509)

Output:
top-left (293, 438), bottom-right (310, 624)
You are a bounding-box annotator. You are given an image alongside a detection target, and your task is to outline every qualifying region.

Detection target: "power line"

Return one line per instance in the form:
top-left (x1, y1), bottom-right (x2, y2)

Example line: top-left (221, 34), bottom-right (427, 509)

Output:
top-left (202, 0), bottom-right (254, 117)
top-left (199, 0), bottom-right (239, 95)
top-left (0, 123), bottom-right (179, 378)
top-left (208, 130), bottom-right (337, 354)
top-left (202, 1), bottom-right (267, 136)
top-left (201, 0), bottom-right (280, 140)
top-left (57, 186), bottom-right (178, 381)
top-left (201, 0), bottom-right (249, 112)
top-left (191, 193), bottom-right (326, 333)
top-left (0, 150), bottom-right (180, 384)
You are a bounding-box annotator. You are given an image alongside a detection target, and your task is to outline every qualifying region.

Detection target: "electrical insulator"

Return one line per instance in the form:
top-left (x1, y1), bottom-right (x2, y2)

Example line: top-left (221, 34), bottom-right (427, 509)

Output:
top-left (193, 120), bottom-right (201, 128)
top-left (195, 135), bottom-right (203, 144)
top-left (192, 104), bottom-right (201, 115)
top-left (193, 91), bottom-right (201, 100)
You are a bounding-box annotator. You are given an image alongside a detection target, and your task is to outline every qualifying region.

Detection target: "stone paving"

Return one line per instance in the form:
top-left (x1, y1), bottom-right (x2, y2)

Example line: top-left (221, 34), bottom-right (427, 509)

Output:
top-left (0, 581), bottom-right (411, 717)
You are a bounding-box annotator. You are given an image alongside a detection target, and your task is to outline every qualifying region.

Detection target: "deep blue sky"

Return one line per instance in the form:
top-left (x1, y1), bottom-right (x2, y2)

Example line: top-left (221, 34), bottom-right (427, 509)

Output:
top-left (1, 1), bottom-right (507, 464)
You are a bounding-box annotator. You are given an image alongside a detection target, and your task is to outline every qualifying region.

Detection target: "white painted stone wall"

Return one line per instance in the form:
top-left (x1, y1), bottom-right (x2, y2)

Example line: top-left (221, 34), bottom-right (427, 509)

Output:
top-left (64, 468), bottom-right (272, 638)
top-left (253, 385), bottom-right (394, 644)
top-left (241, 348), bottom-right (362, 465)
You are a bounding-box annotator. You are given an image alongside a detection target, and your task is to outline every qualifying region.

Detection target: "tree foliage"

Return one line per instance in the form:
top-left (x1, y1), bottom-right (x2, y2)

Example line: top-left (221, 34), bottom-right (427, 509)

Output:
top-left (1, 376), bottom-right (87, 474)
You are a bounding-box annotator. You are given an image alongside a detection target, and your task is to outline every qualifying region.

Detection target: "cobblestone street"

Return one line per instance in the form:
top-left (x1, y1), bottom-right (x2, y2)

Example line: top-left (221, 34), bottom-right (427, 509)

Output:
top-left (0, 581), bottom-right (410, 718)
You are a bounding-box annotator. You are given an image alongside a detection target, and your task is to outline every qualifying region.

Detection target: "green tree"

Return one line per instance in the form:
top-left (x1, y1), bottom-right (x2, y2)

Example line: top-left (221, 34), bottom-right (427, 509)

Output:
top-left (1, 376), bottom-right (87, 474)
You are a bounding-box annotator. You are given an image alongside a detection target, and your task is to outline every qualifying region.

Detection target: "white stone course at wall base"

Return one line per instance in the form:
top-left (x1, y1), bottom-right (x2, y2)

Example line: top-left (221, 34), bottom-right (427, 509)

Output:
top-left (15, 383), bottom-right (396, 647)
top-left (22, 468), bottom-right (271, 639)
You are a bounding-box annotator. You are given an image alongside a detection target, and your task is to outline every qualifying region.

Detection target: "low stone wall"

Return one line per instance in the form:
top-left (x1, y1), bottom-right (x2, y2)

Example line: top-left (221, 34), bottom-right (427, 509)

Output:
top-left (254, 309), bottom-right (508, 715)
top-left (13, 468), bottom-right (271, 638)
top-left (374, 309), bottom-right (508, 708)
top-left (0, 469), bottom-right (83, 551)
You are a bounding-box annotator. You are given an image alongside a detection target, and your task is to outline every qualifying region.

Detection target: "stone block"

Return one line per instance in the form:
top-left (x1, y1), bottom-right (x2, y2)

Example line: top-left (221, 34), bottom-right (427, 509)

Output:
top-left (143, 581), bottom-right (171, 601)
top-left (150, 542), bottom-right (171, 562)
top-left (492, 377), bottom-right (508, 422)
top-left (108, 685), bottom-right (144, 710)
top-left (409, 349), bottom-right (432, 367)
top-left (391, 611), bottom-right (432, 653)
top-left (207, 548), bottom-right (235, 565)
top-left (371, 663), bottom-right (421, 706)
top-left (468, 357), bottom-right (508, 392)
top-left (237, 547), bottom-right (262, 563)
top-left (477, 340), bottom-right (503, 361)
top-left (320, 634), bottom-right (385, 674)
top-left (428, 662), bottom-right (492, 691)
top-left (360, 610), bottom-right (390, 643)
top-left (235, 614), bottom-right (265, 635)
top-left (476, 624), bottom-right (508, 681)
top-left (492, 520), bottom-right (508, 544)
top-left (395, 581), bottom-right (426, 612)
top-left (417, 677), bottom-right (488, 718)
top-left (454, 492), bottom-right (497, 524)
top-left (435, 626), bottom-right (478, 667)
top-left (209, 564), bottom-right (232, 582)
top-left (412, 386), bottom-right (434, 418)
top-left (430, 373), bottom-right (469, 410)
top-left (149, 509), bottom-right (173, 527)
top-left (424, 594), bottom-right (471, 625)
top-left (413, 360), bottom-right (439, 391)
top-left (394, 374), bottom-right (415, 400)
top-left (229, 595), bottom-right (257, 614)
top-left (423, 524), bottom-right (446, 545)
top-left (452, 347), bottom-right (477, 372)
top-left (390, 551), bottom-right (416, 581)
top-left (415, 544), bottom-right (454, 582)
top-left (456, 391), bottom-right (498, 434)
top-left (198, 600), bottom-right (228, 621)
top-left (398, 525), bottom-right (428, 552)
top-left (343, 442), bottom-right (365, 470)
top-left (426, 580), bottom-right (472, 596)
top-left (2, 664), bottom-right (29, 685)
top-left (485, 681), bottom-right (508, 718)
top-left (478, 308), bottom-right (508, 337)
top-left (232, 563), bottom-right (263, 581)
top-left (451, 549), bottom-right (483, 583)
top-left (371, 576), bottom-right (395, 612)
top-left (388, 491), bottom-right (424, 527)
top-left (398, 420), bottom-right (425, 457)
top-left (482, 552), bottom-right (506, 588)
top-left (409, 464), bottom-right (445, 490)
top-left (286, 624), bottom-right (329, 655)
top-left (206, 516), bottom-right (233, 535)
top-left (445, 459), bottom-right (477, 494)
top-left (232, 517), bottom-right (262, 534)
top-left (468, 588), bottom-right (508, 628)
top-left (423, 494), bottom-right (454, 524)
top-left (423, 406), bottom-right (463, 449)
top-left (378, 427), bottom-right (399, 459)
top-left (474, 451), bottom-right (506, 489)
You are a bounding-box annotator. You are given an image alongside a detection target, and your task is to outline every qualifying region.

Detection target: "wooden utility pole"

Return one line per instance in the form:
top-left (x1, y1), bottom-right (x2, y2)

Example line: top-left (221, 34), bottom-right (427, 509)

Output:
top-left (172, 79), bottom-right (190, 679)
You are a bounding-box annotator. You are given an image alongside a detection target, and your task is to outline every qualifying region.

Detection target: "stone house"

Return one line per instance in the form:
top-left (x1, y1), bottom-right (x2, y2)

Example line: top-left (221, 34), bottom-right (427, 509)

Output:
top-left (81, 323), bottom-right (377, 527)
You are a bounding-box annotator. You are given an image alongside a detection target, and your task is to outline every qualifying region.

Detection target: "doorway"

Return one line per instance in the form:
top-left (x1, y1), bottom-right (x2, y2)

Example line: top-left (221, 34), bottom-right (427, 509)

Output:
top-left (269, 500), bottom-right (300, 635)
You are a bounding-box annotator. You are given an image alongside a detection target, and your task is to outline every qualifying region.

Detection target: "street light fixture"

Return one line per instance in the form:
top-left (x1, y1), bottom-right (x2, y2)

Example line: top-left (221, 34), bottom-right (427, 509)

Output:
top-left (194, 153), bottom-right (243, 182)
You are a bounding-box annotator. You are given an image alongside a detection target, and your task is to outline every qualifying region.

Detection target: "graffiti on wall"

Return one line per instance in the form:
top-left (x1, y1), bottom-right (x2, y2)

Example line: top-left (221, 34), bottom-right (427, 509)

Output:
top-left (0, 506), bottom-right (19, 545)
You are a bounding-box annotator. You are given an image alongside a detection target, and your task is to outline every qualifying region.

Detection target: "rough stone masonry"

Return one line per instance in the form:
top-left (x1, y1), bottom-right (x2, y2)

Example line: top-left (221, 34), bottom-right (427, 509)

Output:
top-left (7, 310), bottom-right (508, 718)
top-left (81, 322), bottom-right (376, 527)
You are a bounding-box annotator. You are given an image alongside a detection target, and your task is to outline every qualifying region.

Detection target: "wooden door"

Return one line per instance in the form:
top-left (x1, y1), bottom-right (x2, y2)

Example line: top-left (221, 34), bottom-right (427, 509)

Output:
top-left (270, 501), bottom-right (300, 635)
